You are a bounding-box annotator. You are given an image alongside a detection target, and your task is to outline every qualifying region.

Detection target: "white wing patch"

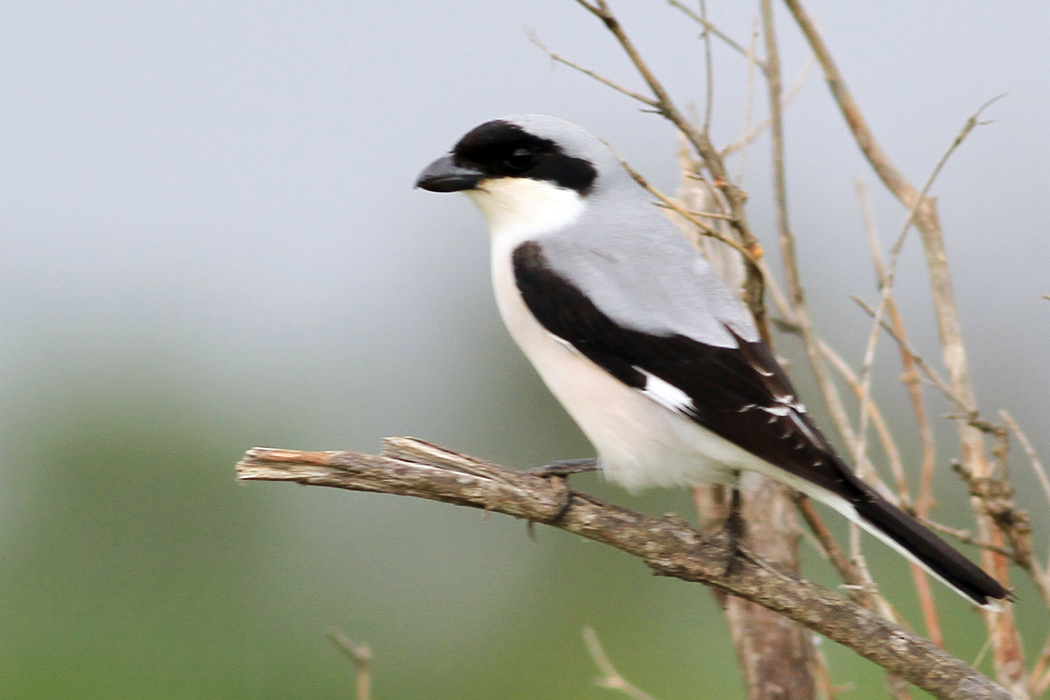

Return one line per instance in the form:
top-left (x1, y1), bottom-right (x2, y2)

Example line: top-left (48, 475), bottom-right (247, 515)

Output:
top-left (735, 393), bottom-right (820, 450)
top-left (766, 394), bottom-right (821, 444)
top-left (636, 368), bottom-right (695, 414)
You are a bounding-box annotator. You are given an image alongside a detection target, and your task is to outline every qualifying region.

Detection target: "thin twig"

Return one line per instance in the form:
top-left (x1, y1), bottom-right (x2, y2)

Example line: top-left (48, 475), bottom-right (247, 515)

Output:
top-left (699, 0), bottom-right (714, 135)
top-left (811, 639), bottom-right (840, 700)
top-left (762, 267), bottom-right (864, 465)
top-left (782, 0), bottom-right (922, 200)
top-left (851, 297), bottom-right (977, 420)
top-left (583, 628), bottom-right (658, 700)
top-left (996, 411), bottom-right (1050, 613)
top-left (850, 289), bottom-right (1038, 583)
top-left (528, 30), bottom-right (658, 108)
top-left (733, 17), bottom-right (760, 184)
top-left (667, 0), bottom-right (758, 64)
top-left (679, 208), bottom-right (734, 220)
top-left (856, 178), bottom-right (936, 514)
top-left (722, 55), bottom-right (815, 159)
top-left (793, 494), bottom-right (869, 606)
top-left (328, 630), bottom-right (372, 700)
top-left (852, 99), bottom-right (997, 499)
top-left (1000, 410), bottom-right (1050, 541)
top-left (816, 340), bottom-right (907, 501)
top-left (852, 169), bottom-right (957, 653)
top-left (847, 521), bottom-right (899, 628)
top-left (1030, 633), bottom-right (1050, 697)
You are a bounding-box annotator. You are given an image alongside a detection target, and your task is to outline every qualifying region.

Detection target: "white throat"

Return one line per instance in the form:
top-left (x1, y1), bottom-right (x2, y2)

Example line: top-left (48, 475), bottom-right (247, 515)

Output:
top-left (465, 177), bottom-right (585, 244)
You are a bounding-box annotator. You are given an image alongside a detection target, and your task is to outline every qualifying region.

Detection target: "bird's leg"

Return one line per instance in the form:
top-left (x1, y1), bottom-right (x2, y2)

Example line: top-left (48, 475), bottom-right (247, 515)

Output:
top-left (525, 458), bottom-right (598, 527)
top-left (722, 473), bottom-right (746, 577)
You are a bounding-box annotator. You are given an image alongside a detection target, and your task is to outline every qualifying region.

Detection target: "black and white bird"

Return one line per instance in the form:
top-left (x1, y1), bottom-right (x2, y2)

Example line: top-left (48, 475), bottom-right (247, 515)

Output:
top-left (415, 114), bottom-right (1008, 610)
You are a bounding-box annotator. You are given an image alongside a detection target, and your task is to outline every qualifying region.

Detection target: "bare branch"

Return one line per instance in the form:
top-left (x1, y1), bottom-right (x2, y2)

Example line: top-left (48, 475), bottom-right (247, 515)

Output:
top-left (1029, 640), bottom-right (1050, 697)
top-left (850, 297), bottom-right (980, 422)
top-left (855, 178), bottom-right (938, 515)
top-left (811, 642), bottom-right (841, 700)
top-left (236, 440), bottom-right (1011, 700)
top-left (731, 17), bottom-right (760, 184)
top-left (815, 343), bottom-right (902, 494)
top-left (781, 0), bottom-right (913, 199)
top-left (999, 410), bottom-right (1050, 539)
top-left (698, 0), bottom-right (714, 135)
top-left (996, 411), bottom-right (1050, 613)
top-left (328, 630), bottom-right (372, 700)
top-left (722, 54), bottom-right (815, 159)
top-left (848, 177), bottom-right (946, 644)
top-left (584, 628), bottom-right (658, 700)
top-left (528, 30), bottom-right (658, 108)
top-left (793, 494), bottom-right (869, 606)
top-left (667, 0), bottom-right (758, 65)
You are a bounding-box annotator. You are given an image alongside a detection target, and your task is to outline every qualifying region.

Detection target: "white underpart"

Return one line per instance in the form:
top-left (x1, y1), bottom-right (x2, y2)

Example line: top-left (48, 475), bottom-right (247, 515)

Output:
top-left (467, 177), bottom-right (999, 610)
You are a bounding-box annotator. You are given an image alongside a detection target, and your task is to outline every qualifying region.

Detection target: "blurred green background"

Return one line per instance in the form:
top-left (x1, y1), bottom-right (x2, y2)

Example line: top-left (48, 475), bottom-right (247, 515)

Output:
top-left (1, 1), bottom-right (1048, 698)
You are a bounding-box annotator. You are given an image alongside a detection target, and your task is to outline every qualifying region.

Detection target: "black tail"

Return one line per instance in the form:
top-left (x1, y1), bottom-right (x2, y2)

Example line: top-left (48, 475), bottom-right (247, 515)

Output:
top-left (851, 485), bottom-right (1009, 609)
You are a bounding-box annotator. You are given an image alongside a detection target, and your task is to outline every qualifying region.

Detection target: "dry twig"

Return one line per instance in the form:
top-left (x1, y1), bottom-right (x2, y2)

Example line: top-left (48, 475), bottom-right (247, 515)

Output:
top-left (328, 630), bottom-right (373, 700)
top-left (584, 628), bottom-right (658, 700)
top-left (667, 0), bottom-right (756, 64)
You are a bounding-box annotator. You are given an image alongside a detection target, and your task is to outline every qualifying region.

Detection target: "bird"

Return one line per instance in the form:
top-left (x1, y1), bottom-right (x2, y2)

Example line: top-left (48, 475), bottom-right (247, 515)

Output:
top-left (414, 113), bottom-right (1008, 610)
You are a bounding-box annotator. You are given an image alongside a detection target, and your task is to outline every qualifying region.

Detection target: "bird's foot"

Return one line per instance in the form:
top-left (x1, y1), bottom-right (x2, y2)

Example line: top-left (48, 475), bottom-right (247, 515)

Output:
top-left (525, 458), bottom-right (598, 528)
top-left (720, 485), bottom-right (746, 578)
top-left (527, 457), bottom-right (599, 478)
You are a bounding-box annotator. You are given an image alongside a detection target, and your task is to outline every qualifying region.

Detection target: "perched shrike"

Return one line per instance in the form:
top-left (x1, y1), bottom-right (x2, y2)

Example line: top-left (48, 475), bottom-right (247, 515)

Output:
top-left (415, 114), bottom-right (1008, 610)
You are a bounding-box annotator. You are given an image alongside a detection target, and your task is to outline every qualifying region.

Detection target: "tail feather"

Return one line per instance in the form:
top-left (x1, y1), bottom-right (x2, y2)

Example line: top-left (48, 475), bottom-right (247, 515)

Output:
top-left (849, 485), bottom-right (1009, 610)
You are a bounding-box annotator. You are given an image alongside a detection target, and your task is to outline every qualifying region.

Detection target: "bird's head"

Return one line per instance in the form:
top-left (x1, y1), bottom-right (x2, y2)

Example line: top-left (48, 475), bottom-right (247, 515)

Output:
top-left (416, 115), bottom-right (625, 237)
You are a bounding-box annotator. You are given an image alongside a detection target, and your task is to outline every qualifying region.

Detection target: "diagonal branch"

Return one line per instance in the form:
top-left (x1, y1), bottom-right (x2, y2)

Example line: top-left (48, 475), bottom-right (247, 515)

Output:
top-left (584, 628), bottom-right (659, 700)
top-left (236, 438), bottom-right (1009, 700)
top-left (667, 0), bottom-right (759, 67)
top-left (528, 30), bottom-right (658, 108)
top-left (328, 630), bottom-right (373, 700)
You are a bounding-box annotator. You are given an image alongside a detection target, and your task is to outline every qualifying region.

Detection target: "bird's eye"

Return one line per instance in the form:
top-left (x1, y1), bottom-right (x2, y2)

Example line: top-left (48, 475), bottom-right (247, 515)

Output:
top-left (502, 147), bottom-right (534, 172)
